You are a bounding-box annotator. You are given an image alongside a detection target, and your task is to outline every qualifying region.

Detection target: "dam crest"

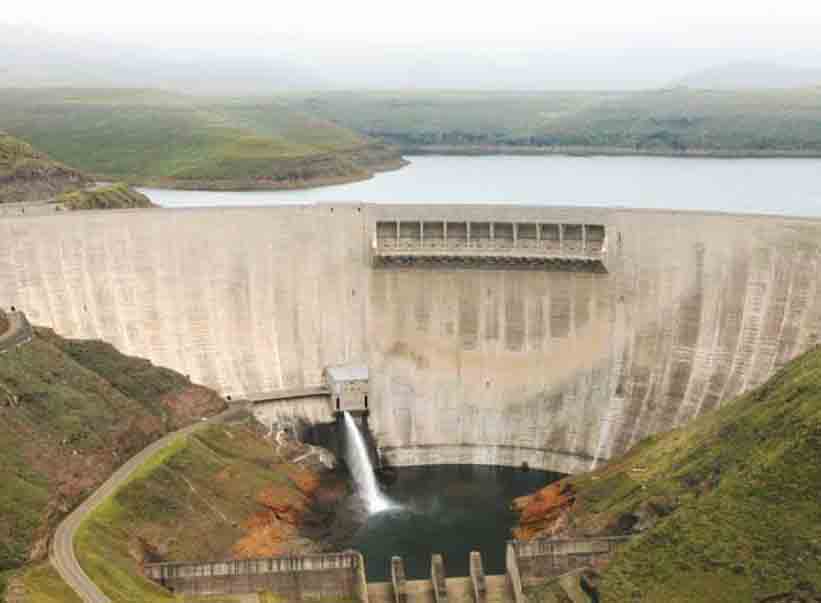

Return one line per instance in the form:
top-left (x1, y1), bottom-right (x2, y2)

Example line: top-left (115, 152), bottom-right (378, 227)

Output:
top-left (3, 203), bottom-right (820, 473)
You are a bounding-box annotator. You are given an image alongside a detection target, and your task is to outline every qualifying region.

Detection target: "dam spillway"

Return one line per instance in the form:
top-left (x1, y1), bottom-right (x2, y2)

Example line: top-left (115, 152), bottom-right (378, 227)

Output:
top-left (2, 203), bottom-right (821, 473)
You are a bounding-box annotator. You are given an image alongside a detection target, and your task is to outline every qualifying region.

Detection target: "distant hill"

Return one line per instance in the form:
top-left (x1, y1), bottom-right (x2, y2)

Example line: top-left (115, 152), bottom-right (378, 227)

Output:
top-left (677, 61), bottom-right (821, 89)
top-left (0, 132), bottom-right (90, 203)
top-left (287, 88), bottom-right (821, 156)
top-left (0, 89), bottom-right (405, 190)
top-left (516, 345), bottom-right (821, 602)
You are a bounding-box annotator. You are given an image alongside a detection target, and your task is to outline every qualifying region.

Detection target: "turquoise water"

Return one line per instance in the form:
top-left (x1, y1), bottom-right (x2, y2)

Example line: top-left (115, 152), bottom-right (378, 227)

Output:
top-left (143, 155), bottom-right (821, 217)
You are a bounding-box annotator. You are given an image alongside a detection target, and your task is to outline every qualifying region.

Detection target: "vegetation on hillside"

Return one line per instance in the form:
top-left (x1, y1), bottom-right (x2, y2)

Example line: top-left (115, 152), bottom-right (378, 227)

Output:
top-left (74, 421), bottom-right (344, 603)
top-left (0, 89), bottom-right (405, 190)
top-left (0, 327), bottom-right (225, 600)
top-left (56, 183), bottom-right (156, 210)
top-left (516, 346), bottom-right (821, 602)
top-left (0, 131), bottom-right (89, 203)
top-left (282, 88), bottom-right (821, 156)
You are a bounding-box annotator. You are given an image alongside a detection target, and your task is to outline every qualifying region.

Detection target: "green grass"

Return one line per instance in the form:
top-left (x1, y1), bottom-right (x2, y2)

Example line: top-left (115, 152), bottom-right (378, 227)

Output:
top-left (56, 183), bottom-right (156, 210)
top-left (0, 569), bottom-right (14, 601)
top-left (0, 327), bottom-right (223, 577)
top-left (0, 89), bottom-right (401, 188)
top-left (0, 131), bottom-right (42, 170)
top-left (278, 88), bottom-right (821, 155)
top-left (525, 346), bottom-right (821, 602)
top-left (74, 422), bottom-right (310, 603)
top-left (0, 130), bottom-right (89, 203)
top-left (21, 564), bottom-right (83, 603)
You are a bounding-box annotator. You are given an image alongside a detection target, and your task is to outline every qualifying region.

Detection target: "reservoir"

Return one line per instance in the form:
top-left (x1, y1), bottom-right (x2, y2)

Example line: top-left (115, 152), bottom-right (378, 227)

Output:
top-left (143, 154), bottom-right (821, 217)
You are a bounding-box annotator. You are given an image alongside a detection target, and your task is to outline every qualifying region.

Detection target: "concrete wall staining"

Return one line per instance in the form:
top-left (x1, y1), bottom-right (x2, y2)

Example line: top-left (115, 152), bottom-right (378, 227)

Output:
top-left (3, 204), bottom-right (821, 473)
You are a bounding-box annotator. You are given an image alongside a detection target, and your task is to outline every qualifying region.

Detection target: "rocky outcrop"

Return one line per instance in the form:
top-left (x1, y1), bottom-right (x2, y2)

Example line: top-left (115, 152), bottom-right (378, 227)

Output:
top-left (231, 451), bottom-right (343, 559)
top-left (511, 482), bottom-right (576, 540)
top-left (0, 133), bottom-right (90, 203)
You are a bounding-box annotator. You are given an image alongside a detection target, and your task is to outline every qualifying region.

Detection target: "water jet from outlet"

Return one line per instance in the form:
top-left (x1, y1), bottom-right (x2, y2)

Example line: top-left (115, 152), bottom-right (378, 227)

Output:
top-left (342, 411), bottom-right (394, 514)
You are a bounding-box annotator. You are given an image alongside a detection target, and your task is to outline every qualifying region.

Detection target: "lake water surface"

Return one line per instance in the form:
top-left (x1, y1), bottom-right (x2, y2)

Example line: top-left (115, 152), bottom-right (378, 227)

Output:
top-left (142, 155), bottom-right (821, 217)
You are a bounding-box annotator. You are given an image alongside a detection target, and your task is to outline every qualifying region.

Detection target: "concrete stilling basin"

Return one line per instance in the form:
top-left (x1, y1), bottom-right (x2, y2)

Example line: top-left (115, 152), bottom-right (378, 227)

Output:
top-left (2, 203), bottom-right (818, 473)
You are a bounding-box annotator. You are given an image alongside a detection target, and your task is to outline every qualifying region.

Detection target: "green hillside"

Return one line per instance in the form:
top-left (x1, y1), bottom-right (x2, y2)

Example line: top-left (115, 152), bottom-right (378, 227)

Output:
top-left (57, 183), bottom-right (156, 210)
top-left (0, 89), bottom-right (404, 190)
top-left (281, 88), bottom-right (821, 156)
top-left (73, 422), bottom-right (342, 603)
top-left (0, 131), bottom-right (89, 203)
top-left (518, 347), bottom-right (821, 602)
top-left (0, 326), bottom-right (225, 599)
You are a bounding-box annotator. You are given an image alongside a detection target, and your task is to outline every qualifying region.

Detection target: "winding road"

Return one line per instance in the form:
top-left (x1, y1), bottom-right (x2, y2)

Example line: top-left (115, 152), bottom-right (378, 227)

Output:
top-left (50, 405), bottom-right (246, 603)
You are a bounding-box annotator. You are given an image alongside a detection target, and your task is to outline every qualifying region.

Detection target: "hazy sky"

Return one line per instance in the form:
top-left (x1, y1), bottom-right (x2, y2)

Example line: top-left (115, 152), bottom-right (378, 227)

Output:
top-left (3, 0), bottom-right (821, 91)
top-left (6, 0), bottom-right (821, 48)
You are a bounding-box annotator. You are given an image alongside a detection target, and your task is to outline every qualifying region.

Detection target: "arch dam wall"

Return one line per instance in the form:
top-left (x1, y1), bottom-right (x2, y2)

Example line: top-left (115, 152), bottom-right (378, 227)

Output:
top-left (3, 203), bottom-right (821, 473)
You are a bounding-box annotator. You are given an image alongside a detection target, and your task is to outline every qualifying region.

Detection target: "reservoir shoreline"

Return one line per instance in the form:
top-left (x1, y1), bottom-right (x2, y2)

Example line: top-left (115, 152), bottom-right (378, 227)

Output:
top-left (139, 154), bottom-right (821, 218)
top-left (399, 144), bottom-right (821, 159)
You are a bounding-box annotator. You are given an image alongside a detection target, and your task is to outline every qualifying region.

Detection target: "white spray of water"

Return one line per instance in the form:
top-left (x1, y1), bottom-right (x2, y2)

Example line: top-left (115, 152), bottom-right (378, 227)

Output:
top-left (342, 411), bottom-right (394, 514)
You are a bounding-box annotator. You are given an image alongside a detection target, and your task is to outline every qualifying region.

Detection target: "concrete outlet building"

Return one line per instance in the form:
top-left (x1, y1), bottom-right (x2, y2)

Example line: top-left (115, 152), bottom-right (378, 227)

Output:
top-left (325, 363), bottom-right (370, 413)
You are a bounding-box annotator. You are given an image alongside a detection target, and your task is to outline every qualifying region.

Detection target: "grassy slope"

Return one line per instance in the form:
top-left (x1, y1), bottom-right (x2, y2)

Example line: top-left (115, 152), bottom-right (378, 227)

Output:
top-left (281, 88), bottom-right (821, 154)
top-left (73, 421), bottom-right (330, 603)
top-left (0, 327), bottom-right (224, 599)
top-left (21, 564), bottom-right (83, 603)
top-left (57, 183), bottom-right (156, 210)
top-left (521, 347), bottom-right (821, 603)
top-left (0, 89), bottom-right (402, 189)
top-left (0, 131), bottom-right (89, 203)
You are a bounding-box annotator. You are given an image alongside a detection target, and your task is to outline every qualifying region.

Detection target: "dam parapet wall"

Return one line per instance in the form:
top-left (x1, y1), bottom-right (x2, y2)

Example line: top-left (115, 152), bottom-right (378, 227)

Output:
top-left (510, 536), bottom-right (628, 584)
top-left (4, 204), bottom-right (821, 471)
top-left (144, 551), bottom-right (369, 601)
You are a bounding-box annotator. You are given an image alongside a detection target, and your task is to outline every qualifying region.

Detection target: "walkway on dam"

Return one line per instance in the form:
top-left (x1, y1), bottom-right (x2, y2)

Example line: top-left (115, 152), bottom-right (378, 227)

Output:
top-left (247, 386), bottom-right (330, 403)
top-left (50, 404), bottom-right (247, 603)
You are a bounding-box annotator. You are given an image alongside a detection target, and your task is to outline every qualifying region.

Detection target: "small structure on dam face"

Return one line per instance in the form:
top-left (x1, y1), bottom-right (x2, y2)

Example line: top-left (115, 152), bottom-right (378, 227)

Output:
top-left (325, 363), bottom-right (370, 413)
top-left (372, 219), bottom-right (607, 271)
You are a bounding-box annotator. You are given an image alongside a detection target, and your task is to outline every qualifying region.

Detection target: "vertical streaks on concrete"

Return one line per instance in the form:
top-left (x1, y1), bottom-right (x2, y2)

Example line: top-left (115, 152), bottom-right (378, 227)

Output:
top-left (772, 242), bottom-right (814, 371)
top-left (723, 245), bottom-right (771, 400)
top-left (549, 273), bottom-right (571, 339)
top-left (484, 278), bottom-right (500, 342)
top-left (525, 272), bottom-right (547, 353)
top-left (504, 275), bottom-right (525, 352)
top-left (457, 272), bottom-right (479, 351)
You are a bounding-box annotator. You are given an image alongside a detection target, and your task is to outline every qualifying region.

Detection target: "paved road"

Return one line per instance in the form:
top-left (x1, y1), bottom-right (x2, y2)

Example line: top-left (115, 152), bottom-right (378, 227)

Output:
top-left (50, 405), bottom-right (247, 603)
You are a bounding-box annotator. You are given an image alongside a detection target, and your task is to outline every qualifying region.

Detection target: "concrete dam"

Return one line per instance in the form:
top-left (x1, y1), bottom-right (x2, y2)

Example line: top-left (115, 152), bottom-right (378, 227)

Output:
top-left (3, 203), bottom-right (821, 473)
